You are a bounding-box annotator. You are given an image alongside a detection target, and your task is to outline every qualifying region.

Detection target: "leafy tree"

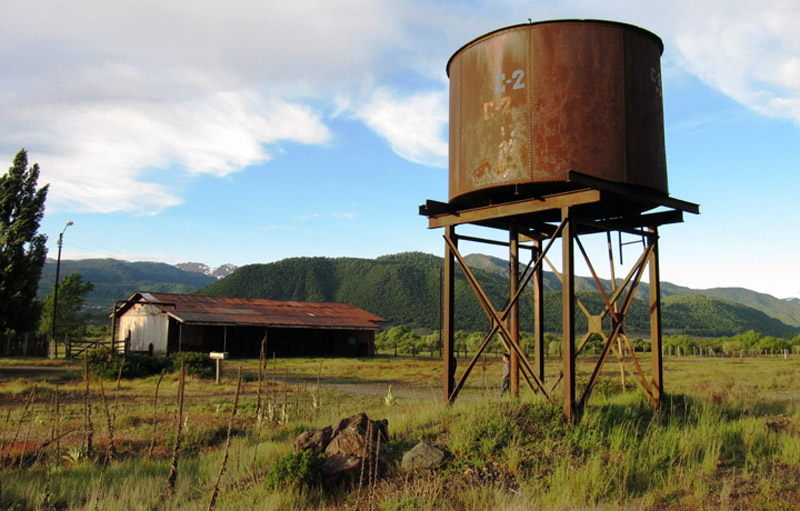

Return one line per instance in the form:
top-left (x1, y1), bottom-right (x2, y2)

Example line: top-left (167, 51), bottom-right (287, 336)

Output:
top-left (39, 273), bottom-right (94, 339)
top-left (721, 340), bottom-right (743, 357)
top-left (0, 149), bottom-right (49, 333)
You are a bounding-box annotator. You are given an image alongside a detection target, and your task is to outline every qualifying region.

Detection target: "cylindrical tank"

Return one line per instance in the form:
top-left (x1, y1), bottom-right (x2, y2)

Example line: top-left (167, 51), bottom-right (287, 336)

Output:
top-left (447, 20), bottom-right (667, 205)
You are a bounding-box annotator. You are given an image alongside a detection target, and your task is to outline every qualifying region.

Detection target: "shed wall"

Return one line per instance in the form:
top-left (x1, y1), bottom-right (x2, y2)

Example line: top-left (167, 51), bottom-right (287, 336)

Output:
top-left (118, 304), bottom-right (169, 354)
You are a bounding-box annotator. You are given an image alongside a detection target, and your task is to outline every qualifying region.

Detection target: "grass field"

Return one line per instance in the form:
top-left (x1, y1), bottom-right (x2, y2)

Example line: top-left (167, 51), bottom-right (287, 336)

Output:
top-left (1, 353), bottom-right (799, 510)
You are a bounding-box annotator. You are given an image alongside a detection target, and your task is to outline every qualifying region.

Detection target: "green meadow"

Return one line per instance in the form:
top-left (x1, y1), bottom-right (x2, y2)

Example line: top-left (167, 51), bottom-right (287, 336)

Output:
top-left (1, 353), bottom-right (799, 510)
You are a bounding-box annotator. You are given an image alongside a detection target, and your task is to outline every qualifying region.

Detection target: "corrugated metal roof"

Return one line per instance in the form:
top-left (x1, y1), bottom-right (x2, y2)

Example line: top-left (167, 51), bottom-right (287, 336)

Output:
top-left (122, 292), bottom-right (385, 330)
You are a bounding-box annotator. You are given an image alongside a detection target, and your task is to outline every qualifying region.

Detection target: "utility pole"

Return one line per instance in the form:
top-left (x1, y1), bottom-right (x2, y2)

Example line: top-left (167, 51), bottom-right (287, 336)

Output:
top-left (51, 221), bottom-right (73, 358)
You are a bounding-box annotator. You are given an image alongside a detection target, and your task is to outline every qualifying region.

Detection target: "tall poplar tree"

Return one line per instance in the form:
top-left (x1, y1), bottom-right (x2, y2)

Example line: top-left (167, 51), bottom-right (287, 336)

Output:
top-left (0, 149), bottom-right (49, 333)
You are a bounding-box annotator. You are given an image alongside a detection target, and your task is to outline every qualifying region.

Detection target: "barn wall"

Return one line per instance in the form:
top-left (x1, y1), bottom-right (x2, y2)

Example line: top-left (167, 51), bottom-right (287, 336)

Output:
top-left (118, 304), bottom-right (169, 354)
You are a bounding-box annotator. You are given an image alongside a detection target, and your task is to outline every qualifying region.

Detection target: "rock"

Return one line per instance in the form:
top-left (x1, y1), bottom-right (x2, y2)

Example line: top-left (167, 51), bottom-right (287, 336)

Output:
top-left (295, 412), bottom-right (390, 482)
top-left (325, 425), bottom-right (368, 459)
top-left (294, 425), bottom-right (333, 454)
top-left (401, 441), bottom-right (444, 472)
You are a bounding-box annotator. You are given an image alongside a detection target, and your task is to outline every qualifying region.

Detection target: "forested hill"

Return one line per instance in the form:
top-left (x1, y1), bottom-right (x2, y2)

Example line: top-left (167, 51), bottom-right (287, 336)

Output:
top-left (39, 258), bottom-right (216, 316)
top-left (200, 252), bottom-right (800, 338)
top-left (199, 253), bottom-right (454, 330)
top-left (463, 254), bottom-right (800, 328)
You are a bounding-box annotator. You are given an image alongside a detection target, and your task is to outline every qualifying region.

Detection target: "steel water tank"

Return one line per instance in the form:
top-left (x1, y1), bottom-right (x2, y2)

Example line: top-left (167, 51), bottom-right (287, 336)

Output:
top-left (447, 20), bottom-right (667, 205)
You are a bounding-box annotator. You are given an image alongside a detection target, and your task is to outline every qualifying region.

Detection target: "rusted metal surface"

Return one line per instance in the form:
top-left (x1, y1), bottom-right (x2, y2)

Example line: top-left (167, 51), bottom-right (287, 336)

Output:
top-left (447, 20), bottom-right (667, 206)
top-left (117, 292), bottom-right (385, 330)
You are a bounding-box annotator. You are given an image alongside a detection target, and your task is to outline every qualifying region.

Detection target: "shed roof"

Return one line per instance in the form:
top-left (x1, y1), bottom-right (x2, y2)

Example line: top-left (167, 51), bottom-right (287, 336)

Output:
top-left (117, 292), bottom-right (385, 330)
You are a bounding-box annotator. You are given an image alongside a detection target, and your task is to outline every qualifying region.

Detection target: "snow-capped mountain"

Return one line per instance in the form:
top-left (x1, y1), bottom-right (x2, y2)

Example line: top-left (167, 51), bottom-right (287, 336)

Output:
top-left (175, 262), bottom-right (238, 279)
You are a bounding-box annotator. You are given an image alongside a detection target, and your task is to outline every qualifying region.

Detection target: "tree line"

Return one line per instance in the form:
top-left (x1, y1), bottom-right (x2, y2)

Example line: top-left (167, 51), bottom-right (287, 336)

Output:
top-left (375, 325), bottom-right (800, 359)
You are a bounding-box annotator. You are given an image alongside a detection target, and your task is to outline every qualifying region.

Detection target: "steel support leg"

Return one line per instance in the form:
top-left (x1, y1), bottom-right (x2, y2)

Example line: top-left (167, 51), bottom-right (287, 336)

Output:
top-left (510, 224), bottom-right (520, 398)
top-left (648, 228), bottom-right (663, 405)
top-left (562, 208), bottom-right (576, 421)
top-left (533, 240), bottom-right (545, 387)
top-left (443, 226), bottom-right (456, 403)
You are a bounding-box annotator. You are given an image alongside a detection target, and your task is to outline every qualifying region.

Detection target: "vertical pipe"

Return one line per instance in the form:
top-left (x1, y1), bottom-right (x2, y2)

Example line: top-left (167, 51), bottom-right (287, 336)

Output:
top-left (443, 226), bottom-right (456, 403)
top-left (648, 228), bottom-right (663, 405)
top-left (561, 208), bottom-right (576, 421)
top-left (223, 326), bottom-right (228, 353)
top-left (509, 225), bottom-right (520, 398)
top-left (533, 239), bottom-right (545, 385)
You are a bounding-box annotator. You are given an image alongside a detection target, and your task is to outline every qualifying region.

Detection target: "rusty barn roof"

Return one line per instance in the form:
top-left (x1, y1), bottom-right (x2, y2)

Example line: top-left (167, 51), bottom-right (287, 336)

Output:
top-left (117, 292), bottom-right (385, 330)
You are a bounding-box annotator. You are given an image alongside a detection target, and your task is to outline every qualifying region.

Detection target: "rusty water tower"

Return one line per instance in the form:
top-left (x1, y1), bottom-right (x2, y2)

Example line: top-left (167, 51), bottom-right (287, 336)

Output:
top-left (421, 20), bottom-right (698, 421)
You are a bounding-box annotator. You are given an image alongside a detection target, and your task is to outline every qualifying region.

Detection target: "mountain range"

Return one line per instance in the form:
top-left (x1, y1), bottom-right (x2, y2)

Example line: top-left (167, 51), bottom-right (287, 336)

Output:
top-left (38, 253), bottom-right (800, 338)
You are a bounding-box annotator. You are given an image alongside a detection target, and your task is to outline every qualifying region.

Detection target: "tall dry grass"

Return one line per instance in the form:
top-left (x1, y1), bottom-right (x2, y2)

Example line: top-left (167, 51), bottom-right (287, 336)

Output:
top-left (0, 355), bottom-right (799, 510)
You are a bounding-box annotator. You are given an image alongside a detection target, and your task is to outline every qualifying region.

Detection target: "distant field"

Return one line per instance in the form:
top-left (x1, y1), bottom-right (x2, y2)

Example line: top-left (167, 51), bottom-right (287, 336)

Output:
top-left (1, 353), bottom-right (799, 510)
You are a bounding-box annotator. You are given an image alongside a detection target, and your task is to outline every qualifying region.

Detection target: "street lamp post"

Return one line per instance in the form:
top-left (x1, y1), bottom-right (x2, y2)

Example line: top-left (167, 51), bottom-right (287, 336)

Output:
top-left (51, 221), bottom-right (73, 358)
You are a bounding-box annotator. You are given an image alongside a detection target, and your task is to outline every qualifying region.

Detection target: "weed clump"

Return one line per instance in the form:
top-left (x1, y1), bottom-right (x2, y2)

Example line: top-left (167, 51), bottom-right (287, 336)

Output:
top-left (264, 449), bottom-right (325, 489)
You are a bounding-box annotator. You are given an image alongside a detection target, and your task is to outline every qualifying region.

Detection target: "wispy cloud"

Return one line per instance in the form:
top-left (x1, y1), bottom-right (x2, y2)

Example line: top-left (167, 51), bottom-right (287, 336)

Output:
top-left (351, 88), bottom-right (448, 168)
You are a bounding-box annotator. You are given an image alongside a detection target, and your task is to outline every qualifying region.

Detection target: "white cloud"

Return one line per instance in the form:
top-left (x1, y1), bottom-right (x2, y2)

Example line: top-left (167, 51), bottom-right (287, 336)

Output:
top-left (11, 90), bottom-right (330, 214)
top-left (663, 1), bottom-right (800, 124)
top-left (0, 0), bottom-right (401, 215)
top-left (352, 88), bottom-right (448, 168)
top-left (4, 0), bottom-right (799, 218)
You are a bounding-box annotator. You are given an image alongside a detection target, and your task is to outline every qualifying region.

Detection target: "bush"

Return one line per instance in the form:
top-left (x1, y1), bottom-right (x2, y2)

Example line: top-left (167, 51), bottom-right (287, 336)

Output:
top-left (264, 449), bottom-right (325, 489)
top-left (84, 348), bottom-right (214, 379)
top-left (85, 348), bottom-right (172, 379)
top-left (170, 351), bottom-right (214, 378)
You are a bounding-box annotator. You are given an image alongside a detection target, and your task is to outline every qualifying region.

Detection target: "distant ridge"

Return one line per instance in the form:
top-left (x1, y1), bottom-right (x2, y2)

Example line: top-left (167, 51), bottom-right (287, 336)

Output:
top-left (200, 252), bottom-right (800, 337)
top-left (38, 258), bottom-right (217, 322)
top-left (462, 254), bottom-right (800, 328)
top-left (37, 254), bottom-right (800, 337)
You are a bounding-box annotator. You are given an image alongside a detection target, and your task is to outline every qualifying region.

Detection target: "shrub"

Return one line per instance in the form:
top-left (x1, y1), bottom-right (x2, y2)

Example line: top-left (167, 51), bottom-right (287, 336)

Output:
top-left (264, 449), bottom-right (325, 489)
top-left (170, 351), bottom-right (214, 378)
top-left (84, 348), bottom-right (122, 379)
top-left (84, 348), bottom-right (213, 379)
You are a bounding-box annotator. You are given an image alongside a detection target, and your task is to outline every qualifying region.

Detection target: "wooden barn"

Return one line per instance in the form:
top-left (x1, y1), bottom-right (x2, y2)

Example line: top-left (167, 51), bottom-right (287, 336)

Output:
top-left (112, 292), bottom-right (385, 358)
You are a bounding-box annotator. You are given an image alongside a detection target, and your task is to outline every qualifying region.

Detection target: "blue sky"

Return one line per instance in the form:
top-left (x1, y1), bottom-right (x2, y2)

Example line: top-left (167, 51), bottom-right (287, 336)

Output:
top-left (2, 1), bottom-right (798, 299)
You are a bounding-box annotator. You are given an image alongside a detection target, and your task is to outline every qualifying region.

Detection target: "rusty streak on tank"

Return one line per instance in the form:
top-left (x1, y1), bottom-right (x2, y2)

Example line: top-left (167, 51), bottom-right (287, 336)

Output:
top-left (447, 20), bottom-right (667, 207)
